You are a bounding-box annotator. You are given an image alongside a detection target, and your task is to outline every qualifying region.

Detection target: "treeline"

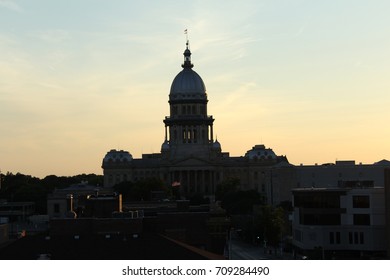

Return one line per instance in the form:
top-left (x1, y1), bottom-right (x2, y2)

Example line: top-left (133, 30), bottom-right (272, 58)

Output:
top-left (216, 177), bottom-right (291, 247)
top-left (0, 172), bottom-right (103, 214)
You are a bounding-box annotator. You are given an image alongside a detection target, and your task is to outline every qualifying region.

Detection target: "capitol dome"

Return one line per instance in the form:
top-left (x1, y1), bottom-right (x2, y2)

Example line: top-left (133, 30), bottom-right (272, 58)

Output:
top-left (245, 145), bottom-right (277, 160)
top-left (170, 70), bottom-right (206, 97)
top-left (169, 41), bottom-right (207, 101)
top-left (103, 149), bottom-right (133, 163)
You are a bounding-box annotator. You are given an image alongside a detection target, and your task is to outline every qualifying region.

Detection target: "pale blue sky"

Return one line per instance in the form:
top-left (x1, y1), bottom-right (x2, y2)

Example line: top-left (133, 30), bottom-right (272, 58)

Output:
top-left (1, 0), bottom-right (389, 177)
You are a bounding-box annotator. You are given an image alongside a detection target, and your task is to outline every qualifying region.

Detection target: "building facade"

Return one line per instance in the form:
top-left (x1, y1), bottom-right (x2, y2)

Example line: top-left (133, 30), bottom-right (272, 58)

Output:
top-left (102, 41), bottom-right (291, 204)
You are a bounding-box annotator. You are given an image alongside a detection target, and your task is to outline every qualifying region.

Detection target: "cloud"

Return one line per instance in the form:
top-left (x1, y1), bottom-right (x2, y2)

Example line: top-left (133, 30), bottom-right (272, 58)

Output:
top-left (0, 0), bottom-right (22, 12)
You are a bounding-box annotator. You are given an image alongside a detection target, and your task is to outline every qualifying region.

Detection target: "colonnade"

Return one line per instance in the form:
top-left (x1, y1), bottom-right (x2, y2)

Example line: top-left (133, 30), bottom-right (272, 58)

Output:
top-left (169, 169), bottom-right (216, 195)
top-left (164, 124), bottom-right (214, 144)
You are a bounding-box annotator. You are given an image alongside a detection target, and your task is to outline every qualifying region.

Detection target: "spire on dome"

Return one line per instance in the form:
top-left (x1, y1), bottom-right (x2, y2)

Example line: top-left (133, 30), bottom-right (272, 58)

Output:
top-left (182, 31), bottom-right (193, 68)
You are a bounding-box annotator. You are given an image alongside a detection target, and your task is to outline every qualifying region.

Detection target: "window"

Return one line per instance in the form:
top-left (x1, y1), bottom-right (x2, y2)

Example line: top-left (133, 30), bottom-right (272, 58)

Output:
top-left (353, 214), bottom-right (370, 225)
top-left (329, 232), bottom-right (341, 245)
top-left (294, 192), bottom-right (341, 208)
top-left (349, 232), bottom-right (365, 245)
top-left (353, 195), bottom-right (370, 208)
top-left (300, 213), bottom-right (341, 225)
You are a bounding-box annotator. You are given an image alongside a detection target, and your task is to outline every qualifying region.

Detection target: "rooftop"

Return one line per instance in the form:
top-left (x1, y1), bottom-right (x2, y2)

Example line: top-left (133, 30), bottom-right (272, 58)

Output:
top-left (0, 232), bottom-right (222, 260)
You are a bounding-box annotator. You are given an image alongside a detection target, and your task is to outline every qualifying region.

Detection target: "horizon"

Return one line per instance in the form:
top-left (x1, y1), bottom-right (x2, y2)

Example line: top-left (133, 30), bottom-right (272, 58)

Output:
top-left (1, 1), bottom-right (389, 178)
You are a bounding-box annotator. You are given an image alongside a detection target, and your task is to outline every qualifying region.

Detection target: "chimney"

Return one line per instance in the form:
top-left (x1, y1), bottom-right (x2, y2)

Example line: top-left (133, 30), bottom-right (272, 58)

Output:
top-left (66, 194), bottom-right (73, 212)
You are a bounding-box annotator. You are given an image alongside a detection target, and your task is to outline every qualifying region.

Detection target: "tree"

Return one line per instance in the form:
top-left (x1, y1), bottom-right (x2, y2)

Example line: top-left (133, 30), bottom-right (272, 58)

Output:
top-left (113, 177), bottom-right (167, 201)
top-left (221, 189), bottom-right (264, 215)
top-left (0, 172), bottom-right (104, 214)
top-left (254, 205), bottom-right (287, 246)
top-left (215, 177), bottom-right (239, 201)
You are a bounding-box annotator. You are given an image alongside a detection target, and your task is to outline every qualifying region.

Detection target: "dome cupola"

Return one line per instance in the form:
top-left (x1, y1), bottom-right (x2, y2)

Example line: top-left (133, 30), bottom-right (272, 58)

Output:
top-left (163, 39), bottom-right (216, 160)
top-left (169, 40), bottom-right (207, 101)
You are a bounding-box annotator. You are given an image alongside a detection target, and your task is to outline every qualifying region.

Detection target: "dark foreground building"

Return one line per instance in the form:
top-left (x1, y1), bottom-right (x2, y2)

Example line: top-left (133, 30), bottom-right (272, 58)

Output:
top-left (0, 232), bottom-right (223, 260)
top-left (0, 193), bottom-right (228, 260)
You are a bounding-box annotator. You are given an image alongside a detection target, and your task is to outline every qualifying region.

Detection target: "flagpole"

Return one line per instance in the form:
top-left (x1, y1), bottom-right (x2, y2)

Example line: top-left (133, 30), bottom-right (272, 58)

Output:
top-left (184, 28), bottom-right (188, 44)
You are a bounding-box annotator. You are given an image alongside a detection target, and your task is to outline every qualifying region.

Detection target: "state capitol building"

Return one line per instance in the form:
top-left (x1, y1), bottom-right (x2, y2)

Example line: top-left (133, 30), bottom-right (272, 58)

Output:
top-left (101, 40), bottom-right (388, 206)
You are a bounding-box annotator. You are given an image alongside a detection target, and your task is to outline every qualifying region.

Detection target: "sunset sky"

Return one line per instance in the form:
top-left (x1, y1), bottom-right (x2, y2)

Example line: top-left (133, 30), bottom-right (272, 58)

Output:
top-left (1, 0), bottom-right (389, 178)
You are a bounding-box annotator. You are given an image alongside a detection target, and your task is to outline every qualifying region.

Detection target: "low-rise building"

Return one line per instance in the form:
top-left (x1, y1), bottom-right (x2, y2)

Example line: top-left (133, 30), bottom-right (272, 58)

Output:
top-left (47, 181), bottom-right (110, 219)
top-left (292, 185), bottom-right (386, 259)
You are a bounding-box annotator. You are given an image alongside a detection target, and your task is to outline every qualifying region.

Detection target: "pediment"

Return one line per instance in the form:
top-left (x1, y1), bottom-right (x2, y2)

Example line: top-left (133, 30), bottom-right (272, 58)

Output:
top-left (171, 156), bottom-right (212, 167)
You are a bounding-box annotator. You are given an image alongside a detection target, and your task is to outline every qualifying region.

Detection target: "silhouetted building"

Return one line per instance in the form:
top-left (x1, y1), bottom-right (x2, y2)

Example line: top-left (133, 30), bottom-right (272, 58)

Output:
top-left (47, 181), bottom-right (112, 219)
top-left (83, 192), bottom-right (122, 218)
top-left (102, 41), bottom-right (291, 205)
top-left (0, 201), bottom-right (35, 223)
